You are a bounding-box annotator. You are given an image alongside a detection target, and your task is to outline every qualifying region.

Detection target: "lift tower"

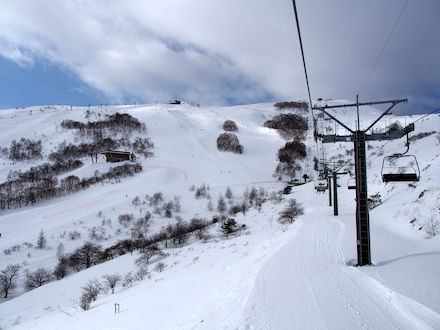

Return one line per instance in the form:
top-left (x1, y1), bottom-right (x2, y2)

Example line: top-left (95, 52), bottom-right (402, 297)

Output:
top-left (313, 97), bottom-right (413, 266)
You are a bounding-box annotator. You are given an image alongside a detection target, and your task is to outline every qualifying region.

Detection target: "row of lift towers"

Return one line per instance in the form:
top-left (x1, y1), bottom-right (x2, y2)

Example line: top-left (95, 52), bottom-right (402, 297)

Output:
top-left (313, 97), bottom-right (420, 266)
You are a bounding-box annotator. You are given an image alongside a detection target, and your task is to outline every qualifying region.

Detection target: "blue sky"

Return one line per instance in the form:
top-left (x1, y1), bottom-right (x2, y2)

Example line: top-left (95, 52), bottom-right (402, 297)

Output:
top-left (0, 56), bottom-right (108, 108)
top-left (0, 0), bottom-right (438, 114)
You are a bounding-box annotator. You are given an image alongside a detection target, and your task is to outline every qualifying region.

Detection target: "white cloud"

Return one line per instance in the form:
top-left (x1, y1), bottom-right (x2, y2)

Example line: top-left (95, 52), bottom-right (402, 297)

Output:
top-left (0, 0), bottom-right (439, 110)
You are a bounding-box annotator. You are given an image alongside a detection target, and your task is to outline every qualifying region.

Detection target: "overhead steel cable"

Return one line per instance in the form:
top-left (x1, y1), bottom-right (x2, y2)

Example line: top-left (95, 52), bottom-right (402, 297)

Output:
top-left (377, 105), bottom-right (440, 150)
top-left (359, 0), bottom-right (408, 95)
top-left (291, 0), bottom-right (313, 114)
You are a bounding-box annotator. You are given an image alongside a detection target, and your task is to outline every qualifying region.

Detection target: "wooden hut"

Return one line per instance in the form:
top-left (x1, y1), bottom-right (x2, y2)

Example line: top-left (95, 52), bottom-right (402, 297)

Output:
top-left (101, 150), bottom-right (135, 163)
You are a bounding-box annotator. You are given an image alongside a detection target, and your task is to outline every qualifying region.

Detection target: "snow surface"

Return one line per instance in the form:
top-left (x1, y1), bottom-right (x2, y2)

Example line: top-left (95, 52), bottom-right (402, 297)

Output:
top-left (0, 102), bottom-right (439, 329)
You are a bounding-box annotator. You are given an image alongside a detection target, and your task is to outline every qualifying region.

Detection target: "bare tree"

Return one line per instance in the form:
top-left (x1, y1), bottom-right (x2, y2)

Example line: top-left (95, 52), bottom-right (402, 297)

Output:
top-left (25, 267), bottom-right (53, 291)
top-left (102, 274), bottom-right (121, 294)
top-left (68, 242), bottom-right (103, 271)
top-left (135, 244), bottom-right (164, 266)
top-left (0, 264), bottom-right (20, 298)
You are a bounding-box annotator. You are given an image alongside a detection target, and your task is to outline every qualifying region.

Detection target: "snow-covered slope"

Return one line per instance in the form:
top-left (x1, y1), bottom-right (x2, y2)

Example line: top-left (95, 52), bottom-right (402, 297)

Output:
top-left (0, 102), bottom-right (439, 329)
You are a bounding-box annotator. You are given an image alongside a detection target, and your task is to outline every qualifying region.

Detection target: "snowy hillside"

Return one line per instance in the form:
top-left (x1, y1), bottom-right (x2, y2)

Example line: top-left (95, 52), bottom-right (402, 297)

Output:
top-left (0, 102), bottom-right (439, 329)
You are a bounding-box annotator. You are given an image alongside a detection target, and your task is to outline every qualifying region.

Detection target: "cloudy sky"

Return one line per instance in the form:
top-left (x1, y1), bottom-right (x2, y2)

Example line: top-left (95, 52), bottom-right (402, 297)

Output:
top-left (0, 0), bottom-right (438, 113)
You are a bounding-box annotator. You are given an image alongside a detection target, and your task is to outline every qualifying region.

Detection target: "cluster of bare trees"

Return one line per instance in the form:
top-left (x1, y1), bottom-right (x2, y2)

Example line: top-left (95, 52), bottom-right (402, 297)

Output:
top-left (274, 101), bottom-right (308, 111)
top-left (0, 163), bottom-right (142, 210)
top-left (264, 113), bottom-right (308, 140)
top-left (61, 112), bottom-right (146, 134)
top-left (6, 138), bottom-right (43, 161)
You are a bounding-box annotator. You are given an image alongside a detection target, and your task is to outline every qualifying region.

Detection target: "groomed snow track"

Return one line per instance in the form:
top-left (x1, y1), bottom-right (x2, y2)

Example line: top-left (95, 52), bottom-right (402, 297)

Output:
top-left (240, 186), bottom-right (440, 330)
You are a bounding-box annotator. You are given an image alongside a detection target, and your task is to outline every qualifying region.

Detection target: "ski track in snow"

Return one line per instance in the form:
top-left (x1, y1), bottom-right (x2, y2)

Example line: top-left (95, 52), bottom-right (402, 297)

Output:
top-left (240, 187), bottom-right (440, 330)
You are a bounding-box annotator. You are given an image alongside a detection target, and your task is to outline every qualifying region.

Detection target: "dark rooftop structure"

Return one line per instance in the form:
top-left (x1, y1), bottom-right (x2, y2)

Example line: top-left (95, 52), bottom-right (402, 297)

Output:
top-left (101, 150), bottom-right (135, 163)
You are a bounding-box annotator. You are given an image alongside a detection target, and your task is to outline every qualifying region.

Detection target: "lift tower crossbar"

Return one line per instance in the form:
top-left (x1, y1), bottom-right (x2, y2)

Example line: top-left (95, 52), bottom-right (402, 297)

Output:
top-left (313, 97), bottom-right (411, 266)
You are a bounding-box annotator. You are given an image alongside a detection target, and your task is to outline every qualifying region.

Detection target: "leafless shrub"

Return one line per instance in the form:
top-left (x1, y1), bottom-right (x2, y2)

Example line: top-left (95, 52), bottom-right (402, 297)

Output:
top-left (149, 192), bottom-right (164, 207)
top-left (217, 133), bottom-right (244, 154)
top-left (425, 209), bottom-right (440, 238)
top-left (135, 266), bottom-right (150, 281)
top-left (155, 262), bottom-right (167, 273)
top-left (278, 199), bottom-right (304, 224)
top-left (118, 214), bottom-right (134, 227)
top-left (386, 121), bottom-right (403, 133)
top-left (122, 272), bottom-right (135, 288)
top-left (195, 183), bottom-right (210, 199)
top-left (274, 101), bottom-right (308, 111)
top-left (223, 120), bottom-right (238, 132)
top-left (88, 226), bottom-right (107, 241)
top-left (79, 279), bottom-right (102, 310)
top-left (68, 230), bottom-right (81, 240)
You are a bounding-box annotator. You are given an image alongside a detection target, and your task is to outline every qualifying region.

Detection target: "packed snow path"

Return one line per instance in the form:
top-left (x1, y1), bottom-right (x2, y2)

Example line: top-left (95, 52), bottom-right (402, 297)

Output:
top-left (241, 188), bottom-right (440, 330)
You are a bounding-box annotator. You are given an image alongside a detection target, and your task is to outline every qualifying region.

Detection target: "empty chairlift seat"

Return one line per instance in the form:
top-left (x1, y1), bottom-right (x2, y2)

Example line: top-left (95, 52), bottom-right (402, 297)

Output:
top-left (314, 179), bottom-right (328, 192)
top-left (381, 154), bottom-right (420, 182)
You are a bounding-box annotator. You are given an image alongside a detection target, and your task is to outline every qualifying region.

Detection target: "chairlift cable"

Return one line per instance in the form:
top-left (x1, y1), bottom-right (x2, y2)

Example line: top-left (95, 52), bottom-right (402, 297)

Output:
top-left (359, 0), bottom-right (408, 95)
top-left (378, 105), bottom-right (440, 150)
top-left (291, 0), bottom-right (313, 114)
top-left (409, 106), bottom-right (440, 124)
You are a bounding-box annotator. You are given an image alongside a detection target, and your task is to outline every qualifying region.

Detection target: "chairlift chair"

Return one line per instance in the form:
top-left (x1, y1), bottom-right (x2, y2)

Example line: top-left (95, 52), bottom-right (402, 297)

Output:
top-left (381, 132), bottom-right (420, 183)
top-left (381, 154), bottom-right (420, 182)
top-left (314, 179), bottom-right (328, 192)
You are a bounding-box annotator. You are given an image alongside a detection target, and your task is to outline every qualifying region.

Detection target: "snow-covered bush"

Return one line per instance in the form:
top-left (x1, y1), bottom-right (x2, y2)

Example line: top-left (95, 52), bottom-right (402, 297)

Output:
top-left (216, 133), bottom-right (244, 154)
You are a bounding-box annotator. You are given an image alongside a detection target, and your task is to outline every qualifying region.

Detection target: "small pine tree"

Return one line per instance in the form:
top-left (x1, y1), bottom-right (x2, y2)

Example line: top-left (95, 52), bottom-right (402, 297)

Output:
top-left (225, 187), bottom-right (233, 200)
top-left (36, 229), bottom-right (47, 249)
top-left (217, 196), bottom-right (226, 213)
